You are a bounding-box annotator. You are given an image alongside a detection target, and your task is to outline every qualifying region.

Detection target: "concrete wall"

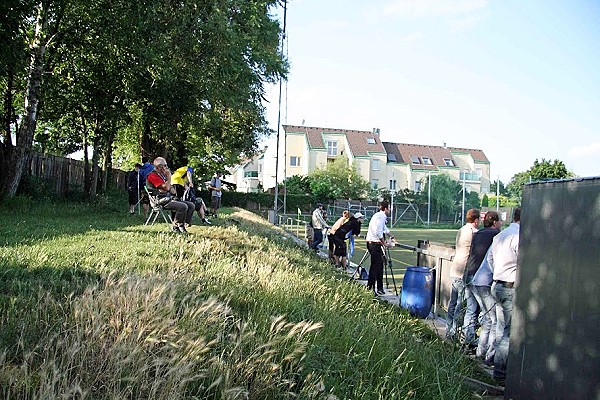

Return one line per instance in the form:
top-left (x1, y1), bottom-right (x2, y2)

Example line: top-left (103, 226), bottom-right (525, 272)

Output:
top-left (506, 177), bottom-right (600, 399)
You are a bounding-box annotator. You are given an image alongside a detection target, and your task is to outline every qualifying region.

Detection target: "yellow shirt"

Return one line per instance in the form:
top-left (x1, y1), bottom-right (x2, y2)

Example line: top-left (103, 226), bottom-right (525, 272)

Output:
top-left (171, 166), bottom-right (190, 186)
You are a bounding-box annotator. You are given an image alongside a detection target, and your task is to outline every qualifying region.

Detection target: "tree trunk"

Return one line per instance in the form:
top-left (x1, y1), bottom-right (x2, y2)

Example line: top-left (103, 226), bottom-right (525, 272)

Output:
top-left (90, 132), bottom-right (100, 197)
top-left (101, 131), bottom-right (115, 192)
top-left (4, 2), bottom-right (48, 197)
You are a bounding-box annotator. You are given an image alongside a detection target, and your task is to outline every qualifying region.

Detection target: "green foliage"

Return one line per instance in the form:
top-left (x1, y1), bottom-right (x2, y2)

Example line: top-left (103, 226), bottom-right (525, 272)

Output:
top-left (507, 158), bottom-right (573, 201)
top-left (490, 179), bottom-right (507, 196)
top-left (486, 194), bottom-right (519, 207)
top-left (283, 174), bottom-right (311, 195)
top-left (426, 174), bottom-right (461, 221)
top-left (465, 191), bottom-right (481, 210)
top-left (308, 158), bottom-right (370, 201)
top-left (481, 193), bottom-right (489, 207)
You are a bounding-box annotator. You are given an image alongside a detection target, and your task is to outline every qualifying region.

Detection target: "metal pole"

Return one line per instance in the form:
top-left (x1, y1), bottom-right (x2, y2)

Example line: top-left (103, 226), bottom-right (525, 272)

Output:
top-left (390, 190), bottom-right (394, 227)
top-left (461, 174), bottom-right (466, 225)
top-left (427, 171), bottom-right (431, 227)
top-left (272, 0), bottom-right (287, 217)
top-left (496, 175), bottom-right (500, 212)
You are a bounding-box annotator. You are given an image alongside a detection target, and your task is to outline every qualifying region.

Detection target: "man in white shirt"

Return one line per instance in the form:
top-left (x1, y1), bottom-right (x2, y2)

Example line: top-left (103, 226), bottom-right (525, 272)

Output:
top-left (311, 203), bottom-right (329, 250)
top-left (489, 207), bottom-right (521, 383)
top-left (366, 201), bottom-right (393, 296)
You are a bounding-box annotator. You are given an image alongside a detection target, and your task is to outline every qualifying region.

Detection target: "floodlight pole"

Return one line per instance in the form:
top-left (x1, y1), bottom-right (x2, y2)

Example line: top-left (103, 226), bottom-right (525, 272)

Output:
top-left (427, 171), bottom-right (431, 227)
top-left (461, 174), bottom-right (466, 225)
top-left (496, 175), bottom-right (500, 212)
top-left (272, 0), bottom-right (287, 218)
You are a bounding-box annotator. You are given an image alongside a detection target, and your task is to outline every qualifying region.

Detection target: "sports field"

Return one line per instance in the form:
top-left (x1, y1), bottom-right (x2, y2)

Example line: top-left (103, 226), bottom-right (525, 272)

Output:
top-left (280, 218), bottom-right (457, 287)
top-left (344, 228), bottom-right (456, 286)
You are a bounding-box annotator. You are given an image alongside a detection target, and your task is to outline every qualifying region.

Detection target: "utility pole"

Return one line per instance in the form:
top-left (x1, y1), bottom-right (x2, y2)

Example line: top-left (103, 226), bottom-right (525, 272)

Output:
top-left (272, 0), bottom-right (288, 221)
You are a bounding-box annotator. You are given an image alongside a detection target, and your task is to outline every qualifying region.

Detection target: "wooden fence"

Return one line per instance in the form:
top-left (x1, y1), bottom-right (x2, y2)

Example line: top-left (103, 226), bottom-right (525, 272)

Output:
top-left (28, 153), bottom-right (128, 196)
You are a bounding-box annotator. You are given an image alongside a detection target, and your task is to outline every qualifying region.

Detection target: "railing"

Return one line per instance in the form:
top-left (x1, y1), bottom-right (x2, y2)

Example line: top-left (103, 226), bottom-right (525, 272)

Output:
top-left (459, 172), bottom-right (481, 181)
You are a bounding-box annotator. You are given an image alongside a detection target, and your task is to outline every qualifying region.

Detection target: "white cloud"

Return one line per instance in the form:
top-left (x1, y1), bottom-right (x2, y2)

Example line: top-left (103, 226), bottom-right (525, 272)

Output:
top-left (382, 0), bottom-right (488, 18)
top-left (399, 32), bottom-right (424, 42)
top-left (568, 142), bottom-right (600, 157)
top-left (448, 14), bottom-right (485, 32)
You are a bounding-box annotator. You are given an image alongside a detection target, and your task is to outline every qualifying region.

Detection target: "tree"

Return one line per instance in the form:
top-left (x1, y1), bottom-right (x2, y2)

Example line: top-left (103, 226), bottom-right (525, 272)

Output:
top-left (481, 193), bottom-right (489, 207)
top-left (284, 175), bottom-right (311, 195)
top-left (308, 158), bottom-right (370, 201)
top-left (425, 174), bottom-right (461, 223)
top-left (507, 159), bottom-right (573, 201)
top-left (490, 179), bottom-right (507, 196)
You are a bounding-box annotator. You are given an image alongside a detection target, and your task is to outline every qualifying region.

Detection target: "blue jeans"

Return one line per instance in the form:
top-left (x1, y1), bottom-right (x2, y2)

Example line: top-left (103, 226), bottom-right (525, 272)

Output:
top-left (473, 285), bottom-right (497, 363)
top-left (493, 283), bottom-right (514, 379)
top-left (312, 228), bottom-right (323, 249)
top-left (461, 277), bottom-right (480, 345)
top-left (446, 277), bottom-right (464, 339)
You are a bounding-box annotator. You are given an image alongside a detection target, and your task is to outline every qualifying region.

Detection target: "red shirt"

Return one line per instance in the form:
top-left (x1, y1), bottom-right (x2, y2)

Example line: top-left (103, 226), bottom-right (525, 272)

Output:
top-left (146, 171), bottom-right (166, 189)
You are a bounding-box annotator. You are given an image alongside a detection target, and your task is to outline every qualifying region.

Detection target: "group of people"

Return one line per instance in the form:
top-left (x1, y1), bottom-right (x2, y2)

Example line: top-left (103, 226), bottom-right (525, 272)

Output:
top-left (311, 200), bottom-right (394, 297)
top-left (127, 157), bottom-right (226, 233)
top-left (446, 207), bottom-right (521, 383)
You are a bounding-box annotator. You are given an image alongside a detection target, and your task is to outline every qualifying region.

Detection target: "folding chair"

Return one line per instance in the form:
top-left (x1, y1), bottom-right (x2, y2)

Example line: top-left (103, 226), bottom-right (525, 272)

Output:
top-left (144, 186), bottom-right (173, 226)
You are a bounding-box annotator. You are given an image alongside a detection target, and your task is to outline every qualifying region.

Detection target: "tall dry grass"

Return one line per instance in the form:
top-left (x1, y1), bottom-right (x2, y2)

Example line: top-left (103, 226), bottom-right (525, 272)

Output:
top-left (0, 196), bottom-right (478, 399)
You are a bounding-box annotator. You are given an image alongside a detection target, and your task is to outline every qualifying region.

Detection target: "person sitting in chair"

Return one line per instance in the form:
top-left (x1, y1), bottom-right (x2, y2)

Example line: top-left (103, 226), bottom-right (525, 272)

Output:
top-left (146, 157), bottom-right (195, 234)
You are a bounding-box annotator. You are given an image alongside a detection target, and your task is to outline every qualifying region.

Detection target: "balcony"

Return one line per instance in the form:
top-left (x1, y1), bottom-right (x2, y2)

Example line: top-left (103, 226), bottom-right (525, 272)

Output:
top-left (459, 171), bottom-right (481, 181)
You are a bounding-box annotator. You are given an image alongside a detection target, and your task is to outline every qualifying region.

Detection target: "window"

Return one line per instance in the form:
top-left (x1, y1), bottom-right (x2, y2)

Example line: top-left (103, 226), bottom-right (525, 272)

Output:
top-left (290, 156), bottom-right (300, 167)
top-left (244, 171), bottom-right (258, 178)
top-left (389, 179), bottom-right (397, 191)
top-left (372, 159), bottom-right (380, 171)
top-left (422, 157), bottom-right (433, 165)
top-left (387, 153), bottom-right (397, 162)
top-left (414, 181), bottom-right (422, 192)
top-left (327, 141), bottom-right (338, 156)
top-left (443, 158), bottom-right (455, 167)
top-left (371, 179), bottom-right (379, 189)
top-left (410, 155), bottom-right (421, 164)
top-left (476, 168), bottom-right (482, 178)
top-left (367, 137), bottom-right (376, 144)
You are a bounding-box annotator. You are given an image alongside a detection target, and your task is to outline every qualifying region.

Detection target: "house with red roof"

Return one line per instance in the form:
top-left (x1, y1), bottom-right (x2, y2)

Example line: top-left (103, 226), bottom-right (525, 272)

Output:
top-left (283, 125), bottom-right (491, 195)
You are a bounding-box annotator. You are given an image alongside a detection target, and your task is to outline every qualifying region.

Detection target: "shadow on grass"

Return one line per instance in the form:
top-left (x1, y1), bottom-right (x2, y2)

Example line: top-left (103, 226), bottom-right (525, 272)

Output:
top-left (0, 263), bottom-right (103, 362)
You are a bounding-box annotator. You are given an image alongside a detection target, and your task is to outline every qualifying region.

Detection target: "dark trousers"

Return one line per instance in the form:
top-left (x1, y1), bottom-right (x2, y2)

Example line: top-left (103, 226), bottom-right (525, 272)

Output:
top-left (367, 242), bottom-right (384, 291)
top-left (165, 200), bottom-right (195, 225)
top-left (312, 228), bottom-right (323, 249)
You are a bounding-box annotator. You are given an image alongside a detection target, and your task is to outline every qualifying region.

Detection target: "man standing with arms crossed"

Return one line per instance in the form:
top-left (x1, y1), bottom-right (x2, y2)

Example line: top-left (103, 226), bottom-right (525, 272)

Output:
top-left (209, 172), bottom-right (223, 218)
top-left (366, 201), bottom-right (393, 296)
top-left (490, 207), bottom-right (521, 383)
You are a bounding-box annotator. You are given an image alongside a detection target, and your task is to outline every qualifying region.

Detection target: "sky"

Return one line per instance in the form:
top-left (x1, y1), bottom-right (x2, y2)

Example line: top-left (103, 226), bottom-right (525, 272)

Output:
top-left (262, 0), bottom-right (600, 183)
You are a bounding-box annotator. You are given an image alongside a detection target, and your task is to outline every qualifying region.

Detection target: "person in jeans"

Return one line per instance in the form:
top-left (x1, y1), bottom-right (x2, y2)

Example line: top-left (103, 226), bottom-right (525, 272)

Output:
top-left (310, 203), bottom-right (329, 250)
top-left (331, 212), bottom-right (363, 270)
top-left (462, 211), bottom-right (502, 348)
top-left (490, 207), bottom-right (521, 383)
top-left (446, 208), bottom-right (480, 340)
top-left (209, 172), bottom-right (223, 218)
top-left (472, 246), bottom-right (497, 365)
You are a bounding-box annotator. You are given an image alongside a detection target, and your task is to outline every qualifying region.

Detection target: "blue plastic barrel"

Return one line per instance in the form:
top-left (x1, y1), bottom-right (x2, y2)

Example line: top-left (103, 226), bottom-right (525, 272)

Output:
top-left (400, 266), bottom-right (434, 318)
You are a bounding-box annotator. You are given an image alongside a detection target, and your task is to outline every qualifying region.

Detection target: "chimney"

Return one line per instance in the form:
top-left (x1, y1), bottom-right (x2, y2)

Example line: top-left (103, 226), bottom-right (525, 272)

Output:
top-left (373, 128), bottom-right (380, 135)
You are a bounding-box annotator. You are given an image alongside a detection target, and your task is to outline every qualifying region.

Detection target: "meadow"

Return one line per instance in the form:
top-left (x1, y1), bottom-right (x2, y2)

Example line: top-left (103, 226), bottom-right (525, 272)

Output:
top-left (0, 195), bottom-right (480, 399)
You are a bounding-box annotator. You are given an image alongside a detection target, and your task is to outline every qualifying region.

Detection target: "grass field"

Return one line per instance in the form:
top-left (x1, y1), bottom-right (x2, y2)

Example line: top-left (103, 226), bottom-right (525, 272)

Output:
top-left (0, 196), bottom-right (483, 399)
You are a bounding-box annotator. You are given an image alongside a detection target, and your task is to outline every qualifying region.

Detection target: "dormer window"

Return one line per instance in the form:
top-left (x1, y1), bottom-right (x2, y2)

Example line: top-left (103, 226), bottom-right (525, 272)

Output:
top-left (422, 157), bottom-right (433, 165)
top-left (443, 158), bottom-right (455, 167)
top-left (410, 156), bottom-right (421, 164)
top-left (327, 141), bottom-right (338, 156)
top-left (367, 137), bottom-right (376, 144)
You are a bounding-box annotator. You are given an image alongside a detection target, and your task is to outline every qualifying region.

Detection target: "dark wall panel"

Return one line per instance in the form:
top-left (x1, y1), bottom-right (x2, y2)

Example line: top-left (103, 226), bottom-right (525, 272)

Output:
top-left (506, 177), bottom-right (600, 399)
